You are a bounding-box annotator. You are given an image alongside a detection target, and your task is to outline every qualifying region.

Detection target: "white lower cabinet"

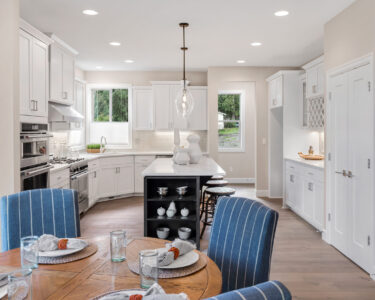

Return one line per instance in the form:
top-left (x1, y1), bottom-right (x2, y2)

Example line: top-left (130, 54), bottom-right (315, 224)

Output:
top-left (88, 159), bottom-right (100, 208)
top-left (50, 168), bottom-right (70, 189)
top-left (117, 164), bottom-right (135, 195)
top-left (285, 160), bottom-right (324, 231)
top-left (134, 156), bottom-right (155, 193)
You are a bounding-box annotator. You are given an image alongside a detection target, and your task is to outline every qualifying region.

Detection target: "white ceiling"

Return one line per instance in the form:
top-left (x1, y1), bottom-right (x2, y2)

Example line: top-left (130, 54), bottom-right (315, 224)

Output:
top-left (20, 0), bottom-right (355, 71)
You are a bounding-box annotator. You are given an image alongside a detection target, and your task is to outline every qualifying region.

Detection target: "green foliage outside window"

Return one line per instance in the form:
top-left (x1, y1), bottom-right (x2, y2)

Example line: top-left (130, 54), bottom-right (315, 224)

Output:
top-left (218, 94), bottom-right (240, 120)
top-left (112, 89), bottom-right (128, 122)
top-left (94, 90), bottom-right (109, 121)
top-left (93, 89), bottom-right (128, 122)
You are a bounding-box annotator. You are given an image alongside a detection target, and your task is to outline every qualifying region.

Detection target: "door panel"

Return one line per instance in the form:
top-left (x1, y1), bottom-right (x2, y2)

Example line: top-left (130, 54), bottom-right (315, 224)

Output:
top-left (50, 44), bottom-right (63, 102)
top-left (134, 88), bottom-right (153, 130)
top-left (347, 64), bottom-right (373, 271)
top-left (62, 52), bottom-right (74, 104)
top-left (117, 165), bottom-right (135, 195)
top-left (19, 30), bottom-right (32, 115)
top-left (153, 85), bottom-right (171, 130)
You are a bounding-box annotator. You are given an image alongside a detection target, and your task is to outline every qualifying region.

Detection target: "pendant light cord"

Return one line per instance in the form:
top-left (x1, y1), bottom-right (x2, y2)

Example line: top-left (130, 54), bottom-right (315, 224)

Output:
top-left (180, 23), bottom-right (189, 90)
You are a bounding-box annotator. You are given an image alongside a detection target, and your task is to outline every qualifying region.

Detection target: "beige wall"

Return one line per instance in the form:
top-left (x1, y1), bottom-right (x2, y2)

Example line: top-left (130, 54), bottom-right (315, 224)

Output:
top-left (84, 71), bottom-right (207, 86)
top-left (324, 0), bottom-right (375, 70)
top-left (207, 67), bottom-right (297, 190)
top-left (0, 0), bottom-right (20, 196)
top-left (75, 67), bottom-right (85, 81)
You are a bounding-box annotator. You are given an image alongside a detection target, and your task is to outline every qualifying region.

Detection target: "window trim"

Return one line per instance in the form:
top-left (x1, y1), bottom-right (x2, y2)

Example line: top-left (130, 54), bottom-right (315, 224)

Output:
top-left (217, 90), bottom-right (245, 153)
top-left (86, 83), bottom-right (133, 148)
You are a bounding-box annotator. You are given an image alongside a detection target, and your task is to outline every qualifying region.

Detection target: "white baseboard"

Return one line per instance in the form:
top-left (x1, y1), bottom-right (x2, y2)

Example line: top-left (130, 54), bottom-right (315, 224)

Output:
top-left (256, 190), bottom-right (269, 197)
top-left (226, 178), bottom-right (255, 184)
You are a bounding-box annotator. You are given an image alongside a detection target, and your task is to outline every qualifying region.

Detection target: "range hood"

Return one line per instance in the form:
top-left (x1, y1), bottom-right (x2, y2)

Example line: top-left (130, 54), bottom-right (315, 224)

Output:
top-left (48, 103), bottom-right (84, 123)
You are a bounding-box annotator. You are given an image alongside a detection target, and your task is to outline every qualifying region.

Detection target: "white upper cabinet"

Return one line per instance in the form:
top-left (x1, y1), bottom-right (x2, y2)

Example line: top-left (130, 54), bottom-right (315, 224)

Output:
top-left (19, 21), bottom-right (52, 123)
top-left (152, 82), bottom-right (207, 131)
top-left (268, 75), bottom-right (283, 109)
top-left (133, 87), bottom-right (154, 130)
top-left (49, 35), bottom-right (78, 105)
top-left (303, 55), bottom-right (325, 99)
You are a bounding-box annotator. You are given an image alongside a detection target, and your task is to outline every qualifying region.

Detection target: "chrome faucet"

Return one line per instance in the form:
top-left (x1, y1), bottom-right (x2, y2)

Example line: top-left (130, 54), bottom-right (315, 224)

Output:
top-left (100, 136), bottom-right (107, 153)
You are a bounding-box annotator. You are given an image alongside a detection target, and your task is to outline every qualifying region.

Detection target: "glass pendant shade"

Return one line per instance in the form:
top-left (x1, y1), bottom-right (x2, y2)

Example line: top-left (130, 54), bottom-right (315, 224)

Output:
top-left (175, 86), bottom-right (194, 119)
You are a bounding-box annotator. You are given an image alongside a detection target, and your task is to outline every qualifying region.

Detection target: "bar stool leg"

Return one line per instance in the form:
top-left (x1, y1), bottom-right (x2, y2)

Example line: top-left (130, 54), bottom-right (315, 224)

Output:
top-left (200, 190), bottom-right (207, 220)
top-left (200, 194), bottom-right (212, 238)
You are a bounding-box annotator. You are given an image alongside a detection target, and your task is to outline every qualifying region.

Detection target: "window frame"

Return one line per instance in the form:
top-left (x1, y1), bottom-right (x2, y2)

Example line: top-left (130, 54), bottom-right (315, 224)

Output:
top-left (217, 90), bottom-right (245, 153)
top-left (86, 83), bottom-right (133, 148)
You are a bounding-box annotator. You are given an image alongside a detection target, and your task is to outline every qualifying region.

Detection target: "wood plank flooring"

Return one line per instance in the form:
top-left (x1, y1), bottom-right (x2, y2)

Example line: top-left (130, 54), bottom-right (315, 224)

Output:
top-left (80, 184), bottom-right (375, 300)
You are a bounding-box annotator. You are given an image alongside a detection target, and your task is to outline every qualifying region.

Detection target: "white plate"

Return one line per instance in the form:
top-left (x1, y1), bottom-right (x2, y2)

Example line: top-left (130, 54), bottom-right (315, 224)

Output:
top-left (38, 239), bottom-right (88, 257)
top-left (95, 289), bottom-right (146, 299)
top-left (157, 249), bottom-right (199, 269)
top-left (0, 284), bottom-right (7, 299)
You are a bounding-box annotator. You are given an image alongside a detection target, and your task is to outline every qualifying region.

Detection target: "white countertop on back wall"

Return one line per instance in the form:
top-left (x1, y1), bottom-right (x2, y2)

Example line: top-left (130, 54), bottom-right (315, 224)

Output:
top-left (284, 156), bottom-right (324, 169)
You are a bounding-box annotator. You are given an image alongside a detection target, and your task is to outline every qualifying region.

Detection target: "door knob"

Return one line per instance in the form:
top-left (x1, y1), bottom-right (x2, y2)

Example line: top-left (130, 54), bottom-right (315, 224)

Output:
top-left (335, 170), bottom-right (347, 177)
top-left (347, 171), bottom-right (354, 178)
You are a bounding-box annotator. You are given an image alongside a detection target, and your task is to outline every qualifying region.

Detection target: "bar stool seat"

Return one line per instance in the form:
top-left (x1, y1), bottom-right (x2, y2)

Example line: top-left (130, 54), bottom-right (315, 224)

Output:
top-left (210, 175), bottom-right (224, 181)
top-left (205, 180), bottom-right (228, 187)
top-left (200, 187), bottom-right (236, 238)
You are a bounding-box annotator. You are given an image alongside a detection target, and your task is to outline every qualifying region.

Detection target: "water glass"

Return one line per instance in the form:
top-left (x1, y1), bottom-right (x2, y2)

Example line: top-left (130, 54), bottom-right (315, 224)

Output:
top-left (110, 230), bottom-right (126, 262)
top-left (8, 269), bottom-right (32, 300)
top-left (21, 236), bottom-right (39, 269)
top-left (139, 250), bottom-right (158, 289)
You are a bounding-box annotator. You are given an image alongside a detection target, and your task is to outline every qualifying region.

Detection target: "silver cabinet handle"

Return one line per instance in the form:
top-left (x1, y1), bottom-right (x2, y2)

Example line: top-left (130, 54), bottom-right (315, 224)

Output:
top-left (308, 182), bottom-right (314, 191)
top-left (290, 174), bottom-right (294, 183)
top-left (35, 100), bottom-right (38, 111)
top-left (312, 85), bottom-right (317, 94)
top-left (347, 171), bottom-right (354, 178)
top-left (62, 91), bottom-right (68, 99)
top-left (335, 170), bottom-right (347, 177)
top-left (94, 171), bottom-right (97, 178)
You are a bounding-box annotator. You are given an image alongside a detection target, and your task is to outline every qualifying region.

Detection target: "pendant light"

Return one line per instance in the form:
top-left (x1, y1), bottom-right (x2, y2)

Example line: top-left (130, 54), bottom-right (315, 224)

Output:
top-left (175, 23), bottom-right (194, 119)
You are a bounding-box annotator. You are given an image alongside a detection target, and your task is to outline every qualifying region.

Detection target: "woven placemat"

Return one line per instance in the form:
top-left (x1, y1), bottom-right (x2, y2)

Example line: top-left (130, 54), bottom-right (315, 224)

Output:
top-left (127, 251), bottom-right (207, 279)
top-left (38, 243), bottom-right (98, 265)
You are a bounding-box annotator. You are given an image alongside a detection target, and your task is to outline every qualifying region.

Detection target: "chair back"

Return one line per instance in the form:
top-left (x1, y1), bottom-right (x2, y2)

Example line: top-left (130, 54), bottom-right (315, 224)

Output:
top-left (1, 189), bottom-right (81, 252)
top-left (208, 197), bottom-right (278, 292)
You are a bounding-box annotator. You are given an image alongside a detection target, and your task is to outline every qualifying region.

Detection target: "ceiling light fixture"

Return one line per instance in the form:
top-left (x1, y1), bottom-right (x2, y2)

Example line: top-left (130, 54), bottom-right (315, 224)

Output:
top-left (274, 10), bottom-right (289, 17)
top-left (175, 23), bottom-right (194, 119)
top-left (251, 42), bottom-right (262, 47)
top-left (124, 60), bottom-right (134, 63)
top-left (82, 9), bottom-right (98, 16)
top-left (95, 66), bottom-right (103, 70)
top-left (109, 42), bottom-right (121, 46)
top-left (237, 60), bottom-right (246, 64)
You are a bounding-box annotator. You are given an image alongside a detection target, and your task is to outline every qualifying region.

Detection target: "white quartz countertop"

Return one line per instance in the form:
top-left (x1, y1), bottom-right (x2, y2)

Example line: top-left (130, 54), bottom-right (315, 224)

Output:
top-left (285, 157), bottom-right (324, 169)
top-left (78, 151), bottom-right (174, 161)
top-left (142, 157), bottom-right (226, 177)
top-left (50, 163), bottom-right (70, 173)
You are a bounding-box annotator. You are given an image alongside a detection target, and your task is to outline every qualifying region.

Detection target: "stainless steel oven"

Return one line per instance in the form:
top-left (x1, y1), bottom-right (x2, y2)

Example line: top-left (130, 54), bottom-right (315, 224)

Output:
top-left (70, 161), bottom-right (89, 214)
top-left (20, 123), bottom-right (52, 169)
top-left (21, 163), bottom-right (53, 191)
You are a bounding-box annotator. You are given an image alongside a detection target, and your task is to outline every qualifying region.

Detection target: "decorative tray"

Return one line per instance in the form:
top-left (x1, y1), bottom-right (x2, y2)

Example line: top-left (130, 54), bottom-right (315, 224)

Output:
top-left (298, 152), bottom-right (324, 160)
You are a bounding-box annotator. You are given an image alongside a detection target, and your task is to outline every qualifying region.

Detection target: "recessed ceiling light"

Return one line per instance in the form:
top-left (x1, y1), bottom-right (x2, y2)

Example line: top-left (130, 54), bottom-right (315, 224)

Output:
top-left (251, 42), bottom-right (262, 47)
top-left (109, 42), bottom-right (121, 46)
top-left (274, 10), bottom-right (289, 17)
top-left (124, 59), bottom-right (134, 63)
top-left (237, 60), bottom-right (246, 64)
top-left (95, 66), bottom-right (103, 70)
top-left (82, 9), bottom-right (98, 16)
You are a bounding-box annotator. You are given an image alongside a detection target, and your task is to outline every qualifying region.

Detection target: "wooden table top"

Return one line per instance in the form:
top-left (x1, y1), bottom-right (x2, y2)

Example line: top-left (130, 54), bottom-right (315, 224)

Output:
top-left (0, 236), bottom-right (222, 300)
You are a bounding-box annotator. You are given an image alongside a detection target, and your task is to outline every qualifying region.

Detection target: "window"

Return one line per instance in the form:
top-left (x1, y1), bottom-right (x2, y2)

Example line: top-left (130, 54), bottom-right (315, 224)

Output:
top-left (88, 84), bottom-right (132, 147)
top-left (218, 91), bottom-right (244, 152)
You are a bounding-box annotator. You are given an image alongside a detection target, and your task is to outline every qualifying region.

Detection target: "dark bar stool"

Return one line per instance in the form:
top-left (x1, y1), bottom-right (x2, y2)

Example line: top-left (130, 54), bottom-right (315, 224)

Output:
top-left (210, 175), bottom-right (224, 181)
top-left (200, 179), bottom-right (229, 219)
top-left (200, 186), bottom-right (236, 238)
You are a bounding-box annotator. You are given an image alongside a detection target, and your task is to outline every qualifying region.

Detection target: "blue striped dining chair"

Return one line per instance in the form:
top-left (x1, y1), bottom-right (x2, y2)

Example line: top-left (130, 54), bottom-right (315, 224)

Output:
top-left (0, 189), bottom-right (81, 252)
top-left (204, 280), bottom-right (291, 300)
top-left (207, 197), bottom-right (279, 293)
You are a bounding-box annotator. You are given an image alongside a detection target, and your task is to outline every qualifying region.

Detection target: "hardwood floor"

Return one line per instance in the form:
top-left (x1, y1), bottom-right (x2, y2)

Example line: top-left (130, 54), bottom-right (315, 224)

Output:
top-left (80, 184), bottom-right (375, 299)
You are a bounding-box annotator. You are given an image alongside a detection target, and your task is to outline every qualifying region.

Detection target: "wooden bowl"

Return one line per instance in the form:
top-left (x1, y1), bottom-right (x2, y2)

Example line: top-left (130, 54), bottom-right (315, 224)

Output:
top-left (298, 152), bottom-right (324, 160)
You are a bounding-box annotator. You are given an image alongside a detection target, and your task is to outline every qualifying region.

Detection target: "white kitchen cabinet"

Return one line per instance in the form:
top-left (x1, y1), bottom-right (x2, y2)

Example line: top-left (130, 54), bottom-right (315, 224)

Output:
top-left (50, 168), bottom-right (70, 189)
top-left (117, 164), bottom-right (135, 195)
top-left (134, 156), bottom-right (155, 193)
top-left (99, 167), bottom-right (117, 198)
top-left (133, 87), bottom-right (154, 130)
top-left (88, 159), bottom-right (100, 208)
top-left (268, 75), bottom-right (283, 109)
top-left (303, 56), bottom-right (325, 98)
top-left (187, 87), bottom-right (208, 130)
top-left (49, 35), bottom-right (77, 105)
top-left (19, 29), bottom-right (49, 119)
top-left (153, 84), bottom-right (173, 130)
top-left (284, 160), bottom-right (324, 231)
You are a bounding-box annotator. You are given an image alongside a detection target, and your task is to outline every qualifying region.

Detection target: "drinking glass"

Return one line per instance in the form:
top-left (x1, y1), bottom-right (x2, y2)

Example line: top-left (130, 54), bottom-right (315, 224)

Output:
top-left (21, 236), bottom-right (39, 269)
top-left (110, 230), bottom-right (126, 262)
top-left (8, 269), bottom-right (32, 300)
top-left (139, 250), bottom-right (158, 289)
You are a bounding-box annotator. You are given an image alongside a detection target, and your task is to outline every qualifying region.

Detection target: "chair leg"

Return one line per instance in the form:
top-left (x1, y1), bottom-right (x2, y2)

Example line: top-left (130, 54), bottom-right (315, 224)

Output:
top-left (200, 190), bottom-right (207, 220)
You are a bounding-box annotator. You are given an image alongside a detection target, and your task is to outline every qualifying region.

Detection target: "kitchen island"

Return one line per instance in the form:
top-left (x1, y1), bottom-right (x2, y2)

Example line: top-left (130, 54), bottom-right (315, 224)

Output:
top-left (142, 157), bottom-right (225, 248)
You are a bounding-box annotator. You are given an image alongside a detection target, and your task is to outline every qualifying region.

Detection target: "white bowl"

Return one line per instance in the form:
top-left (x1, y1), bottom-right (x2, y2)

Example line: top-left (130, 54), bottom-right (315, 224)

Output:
top-left (156, 227), bottom-right (170, 239)
top-left (178, 227), bottom-right (191, 240)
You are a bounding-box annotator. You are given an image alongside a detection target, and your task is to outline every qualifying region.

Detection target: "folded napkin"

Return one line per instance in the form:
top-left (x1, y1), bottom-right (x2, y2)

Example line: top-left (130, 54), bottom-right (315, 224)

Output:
top-left (100, 283), bottom-right (189, 300)
top-left (157, 239), bottom-right (196, 267)
top-left (38, 234), bottom-right (87, 252)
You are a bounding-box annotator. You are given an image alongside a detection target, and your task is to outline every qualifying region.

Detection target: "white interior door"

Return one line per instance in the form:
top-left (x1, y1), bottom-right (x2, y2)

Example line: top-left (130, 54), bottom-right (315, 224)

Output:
top-left (347, 64), bottom-right (373, 271)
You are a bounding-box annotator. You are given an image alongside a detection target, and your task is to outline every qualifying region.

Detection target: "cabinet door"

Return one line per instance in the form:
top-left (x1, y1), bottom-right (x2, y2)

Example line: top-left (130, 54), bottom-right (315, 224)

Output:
top-left (99, 167), bottom-right (117, 198)
top-left (117, 164), bottom-right (135, 195)
top-left (153, 85), bottom-right (172, 130)
top-left (316, 63), bottom-right (325, 96)
top-left (302, 177), bottom-right (315, 223)
top-left (19, 30), bottom-right (32, 116)
top-left (31, 39), bottom-right (48, 117)
top-left (133, 88), bottom-right (154, 130)
top-left (74, 80), bottom-right (85, 115)
top-left (268, 79), bottom-right (276, 108)
top-left (306, 66), bottom-right (318, 98)
top-left (188, 88), bottom-right (207, 130)
top-left (275, 76), bottom-right (283, 107)
top-left (89, 170), bottom-right (99, 207)
top-left (313, 181), bottom-right (324, 230)
top-left (285, 170), bottom-right (302, 213)
top-left (134, 164), bottom-right (145, 193)
top-left (50, 44), bottom-right (63, 102)
top-left (62, 51), bottom-right (74, 105)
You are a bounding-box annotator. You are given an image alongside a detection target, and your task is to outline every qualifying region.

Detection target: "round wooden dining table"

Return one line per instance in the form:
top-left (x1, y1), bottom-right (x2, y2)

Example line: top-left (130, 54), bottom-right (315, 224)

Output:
top-left (0, 236), bottom-right (222, 300)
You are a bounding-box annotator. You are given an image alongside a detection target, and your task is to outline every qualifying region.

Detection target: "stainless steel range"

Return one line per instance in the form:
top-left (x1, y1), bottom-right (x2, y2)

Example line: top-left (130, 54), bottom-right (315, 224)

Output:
top-left (51, 157), bottom-right (89, 214)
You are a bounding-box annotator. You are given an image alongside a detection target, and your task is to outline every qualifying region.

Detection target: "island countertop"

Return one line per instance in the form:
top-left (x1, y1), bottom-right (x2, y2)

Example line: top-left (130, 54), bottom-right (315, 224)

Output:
top-left (142, 157), bottom-right (226, 177)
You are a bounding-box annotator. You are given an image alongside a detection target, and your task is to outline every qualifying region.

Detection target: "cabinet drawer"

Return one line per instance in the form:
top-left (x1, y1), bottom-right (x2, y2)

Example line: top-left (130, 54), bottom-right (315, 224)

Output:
top-left (285, 161), bottom-right (299, 173)
top-left (135, 155), bottom-right (155, 165)
top-left (50, 168), bottom-right (70, 187)
top-left (51, 179), bottom-right (70, 189)
top-left (100, 156), bottom-right (134, 167)
top-left (88, 159), bottom-right (99, 170)
top-left (301, 166), bottom-right (324, 183)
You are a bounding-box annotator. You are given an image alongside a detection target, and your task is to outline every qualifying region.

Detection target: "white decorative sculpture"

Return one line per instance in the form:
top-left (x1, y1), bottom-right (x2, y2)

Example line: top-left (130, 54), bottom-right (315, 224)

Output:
top-left (157, 207), bottom-right (166, 216)
top-left (166, 201), bottom-right (177, 218)
top-left (187, 134), bottom-right (202, 164)
top-left (181, 207), bottom-right (189, 217)
top-left (174, 147), bottom-right (190, 165)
